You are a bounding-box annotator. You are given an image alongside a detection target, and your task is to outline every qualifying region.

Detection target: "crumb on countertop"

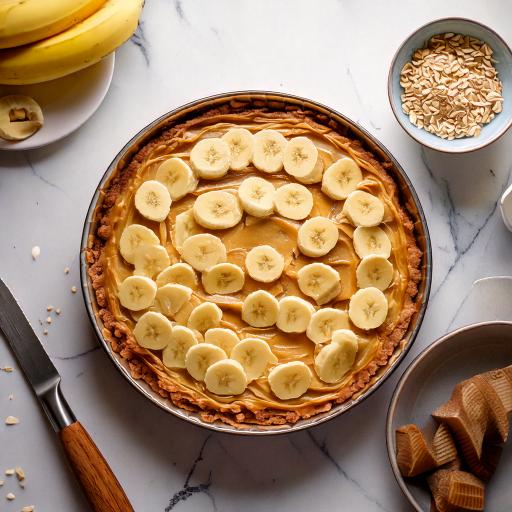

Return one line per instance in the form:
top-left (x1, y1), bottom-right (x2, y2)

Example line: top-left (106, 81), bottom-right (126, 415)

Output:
top-left (1, 367), bottom-right (13, 373)
top-left (31, 246), bottom-right (40, 260)
top-left (5, 416), bottom-right (19, 425)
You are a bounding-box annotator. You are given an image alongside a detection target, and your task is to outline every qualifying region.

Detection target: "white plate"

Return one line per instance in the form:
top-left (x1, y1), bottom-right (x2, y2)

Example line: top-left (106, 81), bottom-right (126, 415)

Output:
top-left (0, 53), bottom-right (115, 151)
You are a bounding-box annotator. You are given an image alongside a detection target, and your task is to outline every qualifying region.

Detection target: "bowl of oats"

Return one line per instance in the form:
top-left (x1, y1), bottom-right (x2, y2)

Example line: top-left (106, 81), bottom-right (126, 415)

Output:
top-left (388, 18), bottom-right (512, 153)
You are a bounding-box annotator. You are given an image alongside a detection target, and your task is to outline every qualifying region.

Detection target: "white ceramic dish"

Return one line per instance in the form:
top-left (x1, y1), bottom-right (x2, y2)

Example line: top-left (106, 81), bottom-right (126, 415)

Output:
top-left (0, 53), bottom-right (115, 151)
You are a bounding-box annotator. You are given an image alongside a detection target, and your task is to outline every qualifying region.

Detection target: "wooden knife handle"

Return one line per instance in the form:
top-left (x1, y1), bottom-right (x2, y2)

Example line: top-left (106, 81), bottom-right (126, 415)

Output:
top-left (59, 421), bottom-right (134, 512)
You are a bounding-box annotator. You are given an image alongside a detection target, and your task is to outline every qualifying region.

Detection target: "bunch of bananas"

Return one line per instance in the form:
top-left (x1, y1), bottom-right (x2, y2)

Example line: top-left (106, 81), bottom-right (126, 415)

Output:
top-left (0, 0), bottom-right (144, 85)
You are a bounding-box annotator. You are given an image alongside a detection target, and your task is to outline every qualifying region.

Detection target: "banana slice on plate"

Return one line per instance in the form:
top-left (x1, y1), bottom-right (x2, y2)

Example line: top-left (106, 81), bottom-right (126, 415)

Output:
top-left (352, 226), bottom-right (391, 259)
top-left (204, 359), bottom-right (248, 395)
top-left (297, 216), bottom-right (339, 257)
top-left (119, 224), bottom-right (160, 264)
top-left (133, 244), bottom-right (170, 278)
top-left (193, 190), bottom-right (243, 230)
top-left (274, 183), bottom-right (313, 220)
top-left (181, 233), bottom-right (227, 271)
top-left (185, 343), bottom-right (227, 381)
top-left (343, 190), bottom-right (384, 227)
top-left (156, 263), bottom-right (198, 289)
top-left (133, 311), bottom-right (173, 350)
top-left (221, 128), bottom-right (254, 170)
top-left (241, 290), bottom-right (279, 327)
top-left (356, 255), bottom-right (394, 291)
top-left (173, 209), bottom-right (202, 250)
top-left (118, 275), bottom-right (157, 311)
top-left (252, 129), bottom-right (288, 173)
top-left (187, 302), bottom-right (223, 332)
top-left (134, 180), bottom-right (172, 222)
top-left (314, 333), bottom-right (358, 384)
top-left (321, 157), bottom-right (363, 200)
top-left (0, 95), bottom-right (43, 141)
top-left (162, 325), bottom-right (199, 368)
top-left (155, 157), bottom-right (198, 201)
top-left (238, 176), bottom-right (275, 217)
top-left (202, 262), bottom-right (245, 295)
top-left (245, 245), bottom-right (285, 283)
top-left (276, 296), bottom-right (315, 333)
top-left (297, 262), bottom-right (341, 305)
top-left (231, 338), bottom-right (278, 381)
top-left (268, 361), bottom-right (312, 400)
top-left (306, 308), bottom-right (349, 344)
top-left (348, 287), bottom-right (388, 330)
top-left (204, 327), bottom-right (240, 355)
top-left (283, 136), bottom-right (319, 180)
top-left (190, 137), bottom-right (231, 179)
top-left (155, 283), bottom-right (192, 316)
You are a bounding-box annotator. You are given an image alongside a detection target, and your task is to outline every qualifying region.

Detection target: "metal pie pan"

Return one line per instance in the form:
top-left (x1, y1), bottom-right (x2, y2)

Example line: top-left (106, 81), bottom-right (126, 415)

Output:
top-left (80, 91), bottom-right (432, 435)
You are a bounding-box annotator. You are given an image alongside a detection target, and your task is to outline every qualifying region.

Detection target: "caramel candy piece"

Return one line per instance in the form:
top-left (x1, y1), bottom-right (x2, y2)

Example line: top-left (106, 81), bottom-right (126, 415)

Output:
top-left (433, 423), bottom-right (459, 467)
top-left (467, 444), bottom-right (503, 482)
top-left (396, 424), bottom-right (438, 477)
top-left (480, 366), bottom-right (512, 414)
top-left (428, 470), bottom-right (485, 512)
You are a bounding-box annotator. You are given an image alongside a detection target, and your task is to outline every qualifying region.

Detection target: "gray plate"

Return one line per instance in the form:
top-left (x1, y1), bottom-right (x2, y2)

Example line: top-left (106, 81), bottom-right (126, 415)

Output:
top-left (386, 321), bottom-right (512, 511)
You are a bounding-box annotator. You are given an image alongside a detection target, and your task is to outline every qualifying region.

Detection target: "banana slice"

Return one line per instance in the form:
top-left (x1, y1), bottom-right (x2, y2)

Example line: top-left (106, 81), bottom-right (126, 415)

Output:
top-left (356, 255), bottom-right (394, 291)
top-left (202, 263), bottom-right (245, 295)
top-left (155, 284), bottom-right (192, 316)
top-left (189, 137), bottom-right (231, 179)
top-left (134, 180), bottom-right (172, 222)
top-left (193, 190), bottom-right (243, 230)
top-left (187, 302), bottom-right (223, 332)
top-left (118, 275), bottom-right (157, 311)
top-left (221, 128), bottom-right (254, 170)
top-left (204, 328), bottom-right (240, 355)
top-left (295, 155), bottom-right (324, 185)
top-left (353, 226), bottom-right (392, 259)
top-left (274, 183), bottom-right (313, 220)
top-left (268, 361), bottom-right (312, 400)
top-left (297, 263), bottom-right (341, 305)
top-left (252, 129), bottom-right (288, 173)
top-left (133, 311), bottom-right (173, 350)
top-left (173, 209), bottom-right (201, 250)
top-left (331, 328), bottom-right (358, 346)
top-left (245, 245), bottom-right (285, 283)
top-left (238, 177), bottom-right (275, 217)
top-left (162, 325), bottom-right (199, 368)
top-left (306, 308), bottom-right (349, 344)
top-left (185, 343), bottom-right (227, 381)
top-left (283, 136), bottom-right (318, 179)
top-left (156, 263), bottom-right (198, 289)
top-left (348, 287), bottom-right (388, 330)
top-left (0, 95), bottom-right (43, 141)
top-left (241, 290), bottom-right (279, 327)
top-left (181, 233), bottom-right (227, 271)
top-left (321, 157), bottom-right (363, 200)
top-left (204, 359), bottom-right (248, 395)
top-left (119, 224), bottom-right (160, 264)
top-left (297, 216), bottom-right (339, 257)
top-left (155, 157), bottom-right (198, 201)
top-left (276, 296), bottom-right (315, 333)
top-left (231, 338), bottom-right (278, 381)
top-left (343, 190), bottom-right (384, 227)
top-left (133, 244), bottom-right (170, 278)
top-left (314, 335), bottom-right (358, 384)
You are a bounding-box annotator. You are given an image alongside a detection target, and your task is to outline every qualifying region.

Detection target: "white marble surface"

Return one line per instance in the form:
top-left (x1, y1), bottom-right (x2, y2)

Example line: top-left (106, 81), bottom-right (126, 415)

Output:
top-left (1, 1), bottom-right (512, 511)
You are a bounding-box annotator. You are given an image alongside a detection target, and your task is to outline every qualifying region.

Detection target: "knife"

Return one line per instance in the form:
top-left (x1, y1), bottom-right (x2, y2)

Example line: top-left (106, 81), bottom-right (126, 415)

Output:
top-left (0, 278), bottom-right (134, 512)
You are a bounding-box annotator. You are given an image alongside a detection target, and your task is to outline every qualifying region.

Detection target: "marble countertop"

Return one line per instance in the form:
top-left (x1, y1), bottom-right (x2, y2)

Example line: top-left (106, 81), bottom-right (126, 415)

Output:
top-left (1, 1), bottom-right (512, 511)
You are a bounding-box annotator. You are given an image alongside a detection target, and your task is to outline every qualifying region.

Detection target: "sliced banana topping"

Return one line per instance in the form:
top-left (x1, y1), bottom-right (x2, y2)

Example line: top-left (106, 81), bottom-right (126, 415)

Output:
top-left (118, 275), bottom-right (157, 311)
top-left (331, 328), bottom-right (358, 346)
top-left (276, 296), bottom-right (315, 333)
top-left (321, 157), bottom-right (363, 200)
top-left (283, 136), bottom-right (319, 179)
top-left (297, 262), bottom-right (341, 305)
top-left (190, 137), bottom-right (231, 179)
top-left (245, 245), bottom-right (285, 283)
top-left (185, 343), bottom-right (227, 381)
top-left (173, 209), bottom-right (202, 251)
top-left (221, 128), bottom-right (254, 170)
top-left (238, 176), bottom-right (275, 217)
top-left (314, 333), bottom-right (358, 384)
top-left (134, 180), bottom-right (172, 222)
top-left (133, 311), bottom-right (173, 350)
top-left (295, 155), bottom-right (324, 185)
top-left (187, 301), bottom-right (223, 332)
top-left (306, 308), bottom-right (350, 344)
top-left (356, 255), bottom-right (394, 291)
top-left (343, 190), bottom-right (384, 227)
top-left (241, 290), bottom-right (279, 327)
top-left (297, 216), bottom-right (339, 257)
top-left (252, 129), bottom-right (288, 173)
top-left (162, 325), bottom-right (199, 368)
top-left (155, 283), bottom-right (192, 317)
top-left (202, 262), bottom-right (245, 295)
top-left (353, 226), bottom-right (391, 259)
top-left (231, 338), bottom-right (278, 381)
top-left (156, 263), bottom-right (198, 289)
top-left (133, 244), bottom-right (170, 278)
top-left (348, 287), bottom-right (388, 330)
top-left (204, 328), bottom-right (240, 355)
top-left (268, 361), bottom-right (312, 400)
top-left (193, 190), bottom-right (243, 230)
top-left (204, 359), bottom-right (248, 395)
top-left (155, 157), bottom-right (198, 201)
top-left (0, 95), bottom-right (43, 141)
top-left (274, 183), bottom-right (313, 220)
top-left (181, 233), bottom-right (227, 271)
top-left (119, 224), bottom-right (160, 264)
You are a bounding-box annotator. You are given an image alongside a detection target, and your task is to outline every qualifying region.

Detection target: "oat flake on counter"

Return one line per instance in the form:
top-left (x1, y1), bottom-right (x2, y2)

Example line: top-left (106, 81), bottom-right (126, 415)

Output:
top-left (5, 416), bottom-right (19, 425)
